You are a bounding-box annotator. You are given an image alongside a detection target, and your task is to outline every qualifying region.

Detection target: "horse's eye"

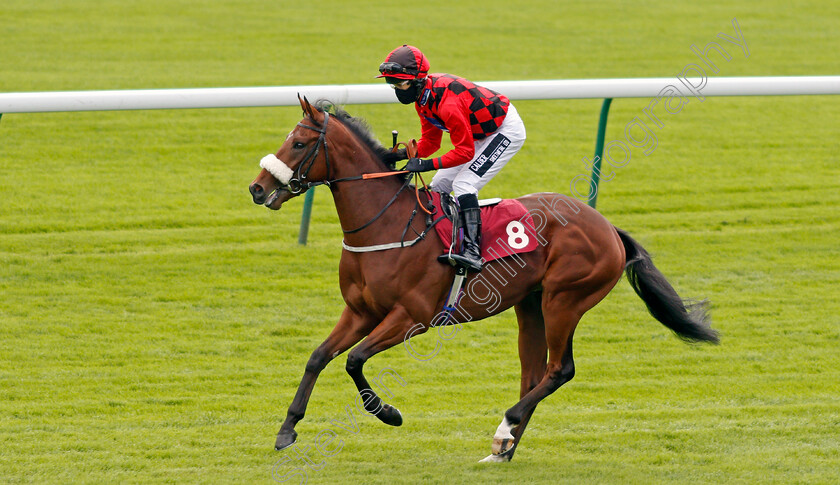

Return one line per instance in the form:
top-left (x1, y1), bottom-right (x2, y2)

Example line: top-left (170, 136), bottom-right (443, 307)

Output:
top-left (293, 142), bottom-right (306, 150)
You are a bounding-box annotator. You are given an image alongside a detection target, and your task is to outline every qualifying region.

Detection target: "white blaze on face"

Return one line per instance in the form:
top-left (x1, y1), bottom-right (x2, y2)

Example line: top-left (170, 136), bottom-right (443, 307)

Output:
top-left (259, 154), bottom-right (294, 185)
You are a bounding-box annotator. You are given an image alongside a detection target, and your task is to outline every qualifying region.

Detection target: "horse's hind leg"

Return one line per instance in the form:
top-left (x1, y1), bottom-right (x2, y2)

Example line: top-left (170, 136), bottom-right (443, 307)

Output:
top-left (481, 290), bottom-right (583, 462)
top-left (481, 291), bottom-right (547, 463)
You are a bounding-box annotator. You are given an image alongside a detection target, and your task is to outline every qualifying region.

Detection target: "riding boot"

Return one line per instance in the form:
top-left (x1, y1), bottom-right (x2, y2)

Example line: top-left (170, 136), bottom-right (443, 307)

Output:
top-left (450, 204), bottom-right (483, 273)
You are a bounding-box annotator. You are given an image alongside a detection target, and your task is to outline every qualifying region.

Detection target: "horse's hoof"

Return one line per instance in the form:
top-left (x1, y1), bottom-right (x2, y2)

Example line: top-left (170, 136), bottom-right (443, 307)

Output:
top-left (491, 436), bottom-right (515, 455)
top-left (479, 452), bottom-right (512, 463)
top-left (274, 429), bottom-right (298, 451)
top-left (376, 404), bottom-right (403, 427)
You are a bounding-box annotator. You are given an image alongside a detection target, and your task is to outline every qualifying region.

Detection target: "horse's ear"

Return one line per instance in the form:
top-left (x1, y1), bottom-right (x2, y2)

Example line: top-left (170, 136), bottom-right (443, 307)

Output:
top-left (297, 93), bottom-right (308, 113)
top-left (298, 94), bottom-right (322, 126)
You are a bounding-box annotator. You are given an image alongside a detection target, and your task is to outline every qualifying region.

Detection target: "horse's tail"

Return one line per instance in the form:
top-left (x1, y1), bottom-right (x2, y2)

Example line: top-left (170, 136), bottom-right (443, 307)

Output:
top-left (615, 227), bottom-right (719, 344)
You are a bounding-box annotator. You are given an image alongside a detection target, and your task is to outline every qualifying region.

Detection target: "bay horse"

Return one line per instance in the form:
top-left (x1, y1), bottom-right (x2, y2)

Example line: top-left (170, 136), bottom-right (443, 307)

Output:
top-left (248, 97), bottom-right (718, 462)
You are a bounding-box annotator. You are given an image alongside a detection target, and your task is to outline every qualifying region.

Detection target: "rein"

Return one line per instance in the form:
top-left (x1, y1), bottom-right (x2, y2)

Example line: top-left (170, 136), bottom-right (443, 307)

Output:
top-left (290, 113), bottom-right (435, 237)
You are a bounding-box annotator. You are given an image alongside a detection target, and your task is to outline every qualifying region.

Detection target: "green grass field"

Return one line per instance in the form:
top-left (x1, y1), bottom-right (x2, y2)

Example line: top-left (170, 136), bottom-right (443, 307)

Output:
top-left (2, 1), bottom-right (839, 483)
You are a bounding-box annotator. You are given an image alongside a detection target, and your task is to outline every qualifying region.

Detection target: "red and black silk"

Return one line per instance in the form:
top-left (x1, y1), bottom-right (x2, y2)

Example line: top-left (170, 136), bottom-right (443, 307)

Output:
top-left (414, 74), bottom-right (510, 169)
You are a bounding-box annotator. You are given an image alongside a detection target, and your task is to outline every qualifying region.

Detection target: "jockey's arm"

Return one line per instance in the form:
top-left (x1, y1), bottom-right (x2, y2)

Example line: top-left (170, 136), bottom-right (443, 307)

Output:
top-left (417, 104), bottom-right (475, 169)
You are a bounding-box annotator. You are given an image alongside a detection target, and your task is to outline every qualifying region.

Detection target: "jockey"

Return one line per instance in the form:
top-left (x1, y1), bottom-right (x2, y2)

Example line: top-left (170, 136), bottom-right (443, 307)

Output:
top-left (378, 44), bottom-right (527, 273)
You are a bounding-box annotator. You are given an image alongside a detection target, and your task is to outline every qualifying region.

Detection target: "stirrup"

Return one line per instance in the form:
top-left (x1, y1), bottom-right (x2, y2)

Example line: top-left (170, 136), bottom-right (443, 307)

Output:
top-left (437, 253), bottom-right (455, 265)
top-left (449, 253), bottom-right (483, 272)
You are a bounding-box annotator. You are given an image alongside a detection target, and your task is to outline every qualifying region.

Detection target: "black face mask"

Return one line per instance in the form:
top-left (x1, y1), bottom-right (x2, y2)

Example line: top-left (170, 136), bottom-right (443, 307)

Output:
top-left (395, 81), bottom-right (423, 104)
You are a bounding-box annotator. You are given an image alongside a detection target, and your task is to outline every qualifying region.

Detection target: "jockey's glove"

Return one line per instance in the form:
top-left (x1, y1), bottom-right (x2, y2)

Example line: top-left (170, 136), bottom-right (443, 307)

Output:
top-left (382, 148), bottom-right (408, 164)
top-left (405, 157), bottom-right (436, 172)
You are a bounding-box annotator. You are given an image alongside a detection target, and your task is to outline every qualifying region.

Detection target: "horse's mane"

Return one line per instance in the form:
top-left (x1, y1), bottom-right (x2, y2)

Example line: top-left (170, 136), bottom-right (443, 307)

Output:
top-left (312, 100), bottom-right (408, 178)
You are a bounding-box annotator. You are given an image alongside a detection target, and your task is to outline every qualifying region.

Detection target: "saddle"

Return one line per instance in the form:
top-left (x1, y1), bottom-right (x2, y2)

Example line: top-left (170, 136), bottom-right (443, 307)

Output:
top-left (388, 139), bottom-right (538, 264)
top-left (429, 191), bottom-right (538, 265)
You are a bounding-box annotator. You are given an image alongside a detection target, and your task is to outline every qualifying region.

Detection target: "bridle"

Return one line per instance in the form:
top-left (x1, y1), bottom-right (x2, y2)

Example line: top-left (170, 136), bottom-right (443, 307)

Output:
top-left (286, 110), bottom-right (436, 236)
top-left (286, 111), bottom-right (332, 195)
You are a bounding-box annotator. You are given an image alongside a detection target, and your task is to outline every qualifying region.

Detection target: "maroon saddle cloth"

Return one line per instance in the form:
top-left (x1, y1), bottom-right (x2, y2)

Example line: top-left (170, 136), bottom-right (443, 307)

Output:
top-left (428, 191), bottom-right (539, 263)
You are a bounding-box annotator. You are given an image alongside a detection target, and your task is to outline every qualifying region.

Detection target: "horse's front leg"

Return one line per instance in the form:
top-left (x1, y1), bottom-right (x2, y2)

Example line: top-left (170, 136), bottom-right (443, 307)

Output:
top-left (345, 304), bottom-right (422, 427)
top-left (275, 306), bottom-right (377, 450)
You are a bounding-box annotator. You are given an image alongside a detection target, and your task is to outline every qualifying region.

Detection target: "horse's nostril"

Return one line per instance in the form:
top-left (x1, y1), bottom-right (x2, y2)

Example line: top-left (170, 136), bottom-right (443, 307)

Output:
top-left (249, 183), bottom-right (267, 204)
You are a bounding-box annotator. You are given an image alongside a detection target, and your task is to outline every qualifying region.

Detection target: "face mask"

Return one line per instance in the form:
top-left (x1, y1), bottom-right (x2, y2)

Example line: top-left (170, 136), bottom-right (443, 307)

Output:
top-left (395, 81), bottom-right (422, 104)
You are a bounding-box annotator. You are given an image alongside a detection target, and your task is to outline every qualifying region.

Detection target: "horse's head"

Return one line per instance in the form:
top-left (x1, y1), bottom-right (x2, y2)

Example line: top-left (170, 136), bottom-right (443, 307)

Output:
top-left (249, 96), bottom-right (332, 210)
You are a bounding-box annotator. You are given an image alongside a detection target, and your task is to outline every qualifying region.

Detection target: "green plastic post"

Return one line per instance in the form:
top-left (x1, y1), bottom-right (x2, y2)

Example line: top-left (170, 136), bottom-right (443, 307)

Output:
top-left (588, 98), bottom-right (613, 208)
top-left (298, 188), bottom-right (315, 245)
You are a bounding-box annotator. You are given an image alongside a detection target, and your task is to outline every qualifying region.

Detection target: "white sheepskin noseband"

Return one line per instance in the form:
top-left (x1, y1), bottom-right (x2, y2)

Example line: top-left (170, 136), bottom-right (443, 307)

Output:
top-left (259, 154), bottom-right (294, 185)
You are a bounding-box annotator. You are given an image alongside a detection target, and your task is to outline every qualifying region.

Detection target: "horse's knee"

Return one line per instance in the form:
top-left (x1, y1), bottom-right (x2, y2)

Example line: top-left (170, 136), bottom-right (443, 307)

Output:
top-left (345, 349), bottom-right (366, 376)
top-left (305, 348), bottom-right (331, 374)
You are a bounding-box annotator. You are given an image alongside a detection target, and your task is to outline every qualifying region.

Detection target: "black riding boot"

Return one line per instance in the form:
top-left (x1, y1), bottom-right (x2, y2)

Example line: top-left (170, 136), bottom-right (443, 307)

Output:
top-left (450, 195), bottom-right (483, 272)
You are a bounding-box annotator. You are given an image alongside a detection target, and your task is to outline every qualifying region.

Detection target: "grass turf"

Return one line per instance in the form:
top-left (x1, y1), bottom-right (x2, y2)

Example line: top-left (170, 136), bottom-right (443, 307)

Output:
top-left (1, 1), bottom-right (839, 483)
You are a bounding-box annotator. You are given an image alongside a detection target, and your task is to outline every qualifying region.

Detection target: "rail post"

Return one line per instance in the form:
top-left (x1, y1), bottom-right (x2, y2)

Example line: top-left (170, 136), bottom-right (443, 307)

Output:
top-left (297, 188), bottom-right (315, 245)
top-left (587, 98), bottom-right (613, 208)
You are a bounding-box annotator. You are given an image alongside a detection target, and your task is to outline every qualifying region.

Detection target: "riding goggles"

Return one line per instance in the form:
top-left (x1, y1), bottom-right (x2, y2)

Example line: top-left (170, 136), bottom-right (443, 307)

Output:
top-left (378, 61), bottom-right (420, 79)
top-left (387, 79), bottom-right (412, 89)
